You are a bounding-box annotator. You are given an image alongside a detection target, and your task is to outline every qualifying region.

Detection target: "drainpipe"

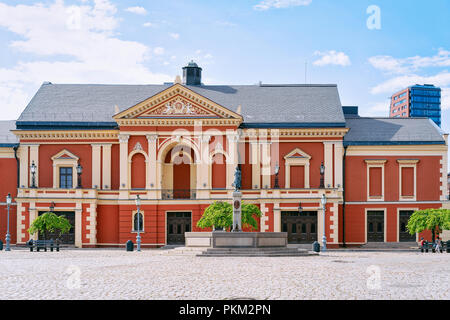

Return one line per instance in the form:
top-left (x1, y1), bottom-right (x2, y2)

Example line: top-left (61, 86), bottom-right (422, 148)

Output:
top-left (13, 145), bottom-right (20, 189)
top-left (342, 145), bottom-right (348, 248)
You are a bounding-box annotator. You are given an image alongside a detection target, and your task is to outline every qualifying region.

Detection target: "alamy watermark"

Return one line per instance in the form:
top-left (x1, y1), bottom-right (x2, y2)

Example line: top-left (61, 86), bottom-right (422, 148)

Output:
top-left (367, 5), bottom-right (381, 30)
top-left (366, 265), bottom-right (382, 290)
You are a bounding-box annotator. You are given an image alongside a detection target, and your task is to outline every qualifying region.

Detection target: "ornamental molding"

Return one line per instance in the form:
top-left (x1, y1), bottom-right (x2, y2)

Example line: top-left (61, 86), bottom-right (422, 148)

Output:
top-left (133, 142), bottom-right (143, 151)
top-left (13, 130), bottom-right (119, 140)
top-left (116, 118), bottom-right (241, 127)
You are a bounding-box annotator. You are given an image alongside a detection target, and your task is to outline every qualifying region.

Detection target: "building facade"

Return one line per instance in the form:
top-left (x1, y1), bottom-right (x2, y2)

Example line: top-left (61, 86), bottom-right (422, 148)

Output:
top-left (390, 84), bottom-right (442, 127)
top-left (0, 63), bottom-right (448, 248)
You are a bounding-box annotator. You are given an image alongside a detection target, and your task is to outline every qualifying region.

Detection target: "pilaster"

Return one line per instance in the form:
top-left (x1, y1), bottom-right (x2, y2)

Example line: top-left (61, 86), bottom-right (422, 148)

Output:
top-left (119, 134), bottom-right (130, 190)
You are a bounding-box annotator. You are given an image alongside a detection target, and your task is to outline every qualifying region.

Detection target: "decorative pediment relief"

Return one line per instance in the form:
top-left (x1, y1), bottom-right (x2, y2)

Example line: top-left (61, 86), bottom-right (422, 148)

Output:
top-left (113, 84), bottom-right (242, 125)
top-left (51, 149), bottom-right (79, 161)
top-left (137, 97), bottom-right (217, 118)
top-left (284, 148), bottom-right (311, 160)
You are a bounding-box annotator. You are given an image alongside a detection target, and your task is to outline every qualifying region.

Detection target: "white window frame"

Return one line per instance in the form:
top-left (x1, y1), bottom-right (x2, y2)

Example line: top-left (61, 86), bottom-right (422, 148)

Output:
top-left (397, 159), bottom-right (419, 201)
top-left (365, 160), bottom-right (387, 201)
top-left (132, 210), bottom-right (145, 233)
top-left (51, 149), bottom-right (80, 189)
top-left (284, 148), bottom-right (311, 189)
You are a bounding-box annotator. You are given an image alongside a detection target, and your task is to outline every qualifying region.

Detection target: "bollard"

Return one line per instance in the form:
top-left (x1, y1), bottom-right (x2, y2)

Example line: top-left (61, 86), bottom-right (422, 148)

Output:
top-left (447, 241), bottom-right (450, 254)
top-left (312, 241), bottom-right (320, 253)
top-left (424, 241), bottom-right (429, 253)
top-left (126, 240), bottom-right (134, 252)
top-left (0, 240), bottom-right (3, 251)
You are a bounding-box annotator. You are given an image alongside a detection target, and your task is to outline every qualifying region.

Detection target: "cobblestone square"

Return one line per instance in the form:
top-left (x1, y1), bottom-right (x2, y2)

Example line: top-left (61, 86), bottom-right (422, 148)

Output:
top-left (0, 249), bottom-right (449, 300)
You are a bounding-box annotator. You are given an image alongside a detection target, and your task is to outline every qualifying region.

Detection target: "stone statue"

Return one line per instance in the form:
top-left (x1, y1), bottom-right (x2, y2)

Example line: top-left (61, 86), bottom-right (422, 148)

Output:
top-left (232, 166), bottom-right (242, 191)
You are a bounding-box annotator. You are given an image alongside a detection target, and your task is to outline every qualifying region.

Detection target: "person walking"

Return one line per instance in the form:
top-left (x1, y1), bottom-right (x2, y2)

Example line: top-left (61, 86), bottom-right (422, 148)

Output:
top-left (435, 237), bottom-right (442, 253)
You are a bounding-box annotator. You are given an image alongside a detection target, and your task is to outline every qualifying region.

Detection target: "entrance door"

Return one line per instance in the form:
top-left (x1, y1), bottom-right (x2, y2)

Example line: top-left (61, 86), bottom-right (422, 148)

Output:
top-left (167, 212), bottom-right (191, 245)
top-left (367, 211), bottom-right (384, 242)
top-left (399, 210), bottom-right (416, 242)
top-left (38, 211), bottom-right (75, 245)
top-left (173, 162), bottom-right (191, 199)
top-left (281, 211), bottom-right (317, 244)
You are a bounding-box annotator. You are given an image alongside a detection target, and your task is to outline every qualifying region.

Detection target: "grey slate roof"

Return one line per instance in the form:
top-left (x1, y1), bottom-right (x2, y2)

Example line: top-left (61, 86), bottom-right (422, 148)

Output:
top-left (0, 121), bottom-right (18, 146)
top-left (344, 118), bottom-right (445, 145)
top-left (17, 83), bottom-right (345, 126)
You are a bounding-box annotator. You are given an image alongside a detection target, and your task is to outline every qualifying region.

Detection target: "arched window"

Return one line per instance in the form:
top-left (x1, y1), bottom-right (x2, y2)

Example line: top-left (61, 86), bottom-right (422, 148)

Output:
top-left (133, 212), bottom-right (144, 232)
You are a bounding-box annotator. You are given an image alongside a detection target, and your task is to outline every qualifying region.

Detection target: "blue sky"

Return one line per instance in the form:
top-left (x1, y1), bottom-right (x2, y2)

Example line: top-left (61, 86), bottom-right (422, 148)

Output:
top-left (0, 0), bottom-right (449, 136)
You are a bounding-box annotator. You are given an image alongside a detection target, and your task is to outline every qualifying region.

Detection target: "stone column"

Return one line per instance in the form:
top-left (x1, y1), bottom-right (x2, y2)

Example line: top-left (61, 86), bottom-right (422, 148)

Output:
top-left (260, 141), bottom-right (271, 189)
top-left (196, 135), bottom-right (211, 199)
top-left (91, 144), bottom-right (102, 189)
top-left (119, 134), bottom-right (130, 190)
top-left (323, 142), bottom-right (333, 188)
top-left (334, 141), bottom-right (344, 189)
top-left (147, 134), bottom-right (158, 199)
top-left (250, 137), bottom-right (260, 189)
top-left (18, 145), bottom-right (29, 188)
top-left (102, 144), bottom-right (112, 190)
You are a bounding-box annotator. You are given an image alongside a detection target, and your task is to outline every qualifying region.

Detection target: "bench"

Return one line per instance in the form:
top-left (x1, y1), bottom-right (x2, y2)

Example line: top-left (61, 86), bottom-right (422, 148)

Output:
top-left (419, 241), bottom-right (449, 253)
top-left (27, 239), bottom-right (60, 252)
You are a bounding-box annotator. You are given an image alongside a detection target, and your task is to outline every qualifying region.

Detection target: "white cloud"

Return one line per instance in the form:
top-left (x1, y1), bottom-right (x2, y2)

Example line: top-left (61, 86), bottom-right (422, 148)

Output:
top-left (169, 33), bottom-right (180, 40)
top-left (125, 6), bottom-right (147, 15)
top-left (369, 49), bottom-right (450, 74)
top-left (313, 50), bottom-right (351, 67)
top-left (370, 71), bottom-right (450, 95)
top-left (153, 47), bottom-right (165, 55)
top-left (362, 101), bottom-right (390, 117)
top-left (143, 22), bottom-right (155, 27)
top-left (254, 0), bottom-right (312, 11)
top-left (0, 0), bottom-right (171, 120)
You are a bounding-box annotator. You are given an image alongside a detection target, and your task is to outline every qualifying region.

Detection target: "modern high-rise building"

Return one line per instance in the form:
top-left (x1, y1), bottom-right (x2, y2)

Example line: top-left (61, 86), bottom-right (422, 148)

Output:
top-left (390, 84), bottom-right (441, 127)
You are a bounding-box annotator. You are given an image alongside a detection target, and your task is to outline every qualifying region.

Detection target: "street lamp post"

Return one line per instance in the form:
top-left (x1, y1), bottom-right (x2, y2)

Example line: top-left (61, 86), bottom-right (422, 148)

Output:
top-left (5, 193), bottom-right (12, 251)
top-left (321, 193), bottom-right (327, 252)
top-left (274, 162), bottom-right (280, 189)
top-left (135, 195), bottom-right (141, 252)
top-left (30, 161), bottom-right (37, 188)
top-left (76, 164), bottom-right (83, 189)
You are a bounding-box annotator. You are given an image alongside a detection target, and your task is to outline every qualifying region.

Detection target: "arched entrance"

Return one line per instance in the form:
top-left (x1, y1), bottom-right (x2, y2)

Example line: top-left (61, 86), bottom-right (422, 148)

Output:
top-left (162, 145), bottom-right (196, 199)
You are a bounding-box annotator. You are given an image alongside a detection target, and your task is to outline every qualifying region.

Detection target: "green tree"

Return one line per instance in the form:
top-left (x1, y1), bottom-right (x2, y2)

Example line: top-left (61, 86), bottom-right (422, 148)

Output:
top-left (196, 201), bottom-right (262, 231)
top-left (28, 212), bottom-right (72, 241)
top-left (407, 209), bottom-right (450, 242)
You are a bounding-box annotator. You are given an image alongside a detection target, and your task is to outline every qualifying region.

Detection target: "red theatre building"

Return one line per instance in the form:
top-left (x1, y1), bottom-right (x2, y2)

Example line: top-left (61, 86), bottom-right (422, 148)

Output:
top-left (0, 62), bottom-right (448, 248)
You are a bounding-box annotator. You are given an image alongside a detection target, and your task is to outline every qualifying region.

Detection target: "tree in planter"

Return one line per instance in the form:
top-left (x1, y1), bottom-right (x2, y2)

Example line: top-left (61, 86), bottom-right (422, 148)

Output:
top-left (407, 209), bottom-right (450, 242)
top-left (196, 201), bottom-right (262, 231)
top-left (28, 212), bottom-right (72, 241)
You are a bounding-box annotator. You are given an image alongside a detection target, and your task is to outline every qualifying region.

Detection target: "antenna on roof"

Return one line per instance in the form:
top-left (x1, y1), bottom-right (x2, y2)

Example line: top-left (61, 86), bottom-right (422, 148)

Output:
top-left (114, 105), bottom-right (120, 115)
top-left (305, 61), bottom-right (307, 84)
top-left (237, 105), bottom-right (242, 114)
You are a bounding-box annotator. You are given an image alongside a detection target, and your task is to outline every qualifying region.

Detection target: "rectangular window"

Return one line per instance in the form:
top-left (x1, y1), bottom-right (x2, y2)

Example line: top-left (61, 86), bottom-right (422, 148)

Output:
top-left (369, 167), bottom-right (382, 197)
top-left (59, 167), bottom-right (73, 189)
top-left (401, 167), bottom-right (414, 197)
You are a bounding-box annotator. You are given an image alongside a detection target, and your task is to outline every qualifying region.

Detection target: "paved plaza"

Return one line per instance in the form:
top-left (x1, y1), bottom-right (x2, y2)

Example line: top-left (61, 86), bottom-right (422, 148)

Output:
top-left (0, 248), bottom-right (449, 300)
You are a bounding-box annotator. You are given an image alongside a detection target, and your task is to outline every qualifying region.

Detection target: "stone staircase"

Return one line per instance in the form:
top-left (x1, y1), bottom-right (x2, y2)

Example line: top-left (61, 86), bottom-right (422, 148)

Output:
top-left (196, 247), bottom-right (316, 257)
top-left (357, 242), bottom-right (418, 251)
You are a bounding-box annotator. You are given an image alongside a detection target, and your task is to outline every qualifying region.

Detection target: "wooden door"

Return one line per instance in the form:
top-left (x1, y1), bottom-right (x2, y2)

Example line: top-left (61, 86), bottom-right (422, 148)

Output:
top-left (167, 212), bottom-right (191, 244)
top-left (367, 211), bottom-right (384, 242)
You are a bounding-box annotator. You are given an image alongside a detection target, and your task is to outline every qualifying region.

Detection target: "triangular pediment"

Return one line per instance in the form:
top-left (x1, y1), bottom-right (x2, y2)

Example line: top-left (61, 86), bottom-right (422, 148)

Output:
top-left (51, 149), bottom-right (79, 161)
top-left (114, 83), bottom-right (242, 121)
top-left (284, 148), bottom-right (311, 160)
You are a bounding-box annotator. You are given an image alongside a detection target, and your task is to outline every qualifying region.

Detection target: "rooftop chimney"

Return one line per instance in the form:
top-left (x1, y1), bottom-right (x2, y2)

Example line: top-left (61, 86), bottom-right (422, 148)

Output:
top-left (183, 61), bottom-right (202, 85)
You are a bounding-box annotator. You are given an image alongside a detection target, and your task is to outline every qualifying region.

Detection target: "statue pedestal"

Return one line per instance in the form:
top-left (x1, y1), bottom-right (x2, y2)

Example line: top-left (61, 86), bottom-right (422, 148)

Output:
top-left (232, 190), bottom-right (242, 232)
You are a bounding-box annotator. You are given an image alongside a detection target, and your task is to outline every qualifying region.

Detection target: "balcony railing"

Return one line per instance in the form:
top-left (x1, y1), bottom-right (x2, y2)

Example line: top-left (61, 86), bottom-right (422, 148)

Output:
top-left (161, 189), bottom-right (197, 200)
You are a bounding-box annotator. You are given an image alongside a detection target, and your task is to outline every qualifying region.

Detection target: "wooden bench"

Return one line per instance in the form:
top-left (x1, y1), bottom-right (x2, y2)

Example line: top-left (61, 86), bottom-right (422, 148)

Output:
top-left (28, 239), bottom-right (60, 252)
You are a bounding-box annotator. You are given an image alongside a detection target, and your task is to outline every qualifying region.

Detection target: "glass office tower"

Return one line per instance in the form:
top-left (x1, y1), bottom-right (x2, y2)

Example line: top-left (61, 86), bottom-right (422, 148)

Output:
top-left (390, 84), bottom-right (441, 127)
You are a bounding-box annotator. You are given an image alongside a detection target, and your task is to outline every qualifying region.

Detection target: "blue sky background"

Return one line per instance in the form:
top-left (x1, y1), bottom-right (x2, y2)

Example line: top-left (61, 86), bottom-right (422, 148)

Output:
top-left (0, 0), bottom-right (449, 137)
